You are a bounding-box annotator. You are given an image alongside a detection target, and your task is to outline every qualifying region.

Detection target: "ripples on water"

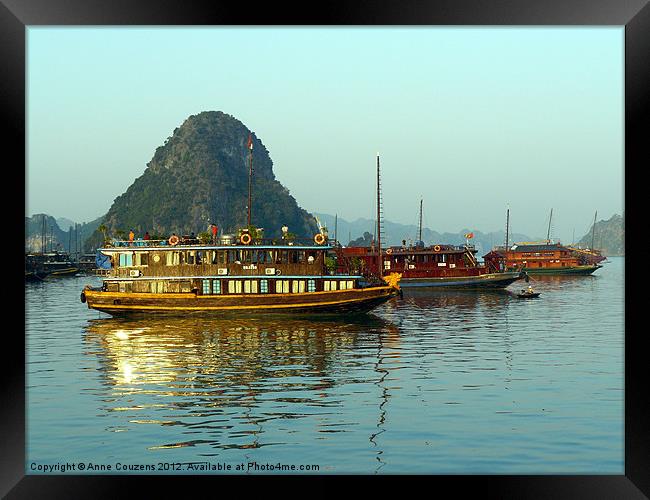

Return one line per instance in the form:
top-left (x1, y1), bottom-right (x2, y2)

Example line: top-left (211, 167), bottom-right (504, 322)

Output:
top-left (26, 259), bottom-right (624, 474)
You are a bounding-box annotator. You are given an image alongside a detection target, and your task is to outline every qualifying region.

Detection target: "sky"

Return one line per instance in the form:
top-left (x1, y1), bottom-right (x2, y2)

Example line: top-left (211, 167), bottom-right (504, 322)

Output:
top-left (26, 27), bottom-right (624, 243)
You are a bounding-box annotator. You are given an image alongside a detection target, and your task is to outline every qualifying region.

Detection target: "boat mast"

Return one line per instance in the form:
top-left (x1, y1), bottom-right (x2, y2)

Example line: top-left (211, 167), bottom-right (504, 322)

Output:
top-left (418, 198), bottom-right (423, 243)
top-left (505, 206), bottom-right (510, 249)
top-left (376, 153), bottom-right (383, 276)
top-left (247, 133), bottom-right (253, 227)
top-left (591, 210), bottom-right (597, 249)
top-left (334, 214), bottom-right (338, 244)
top-left (546, 208), bottom-right (553, 244)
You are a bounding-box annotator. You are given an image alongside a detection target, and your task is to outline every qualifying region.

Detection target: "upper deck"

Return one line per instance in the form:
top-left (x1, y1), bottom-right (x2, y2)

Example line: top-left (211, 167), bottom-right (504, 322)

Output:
top-left (97, 236), bottom-right (339, 280)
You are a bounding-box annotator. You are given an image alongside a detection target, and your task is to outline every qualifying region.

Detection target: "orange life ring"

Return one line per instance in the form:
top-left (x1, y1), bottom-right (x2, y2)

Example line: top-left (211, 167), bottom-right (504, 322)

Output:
top-left (433, 245), bottom-right (441, 252)
top-left (240, 233), bottom-right (252, 245)
top-left (314, 233), bottom-right (326, 245)
top-left (386, 248), bottom-right (393, 254)
top-left (168, 235), bottom-right (179, 246)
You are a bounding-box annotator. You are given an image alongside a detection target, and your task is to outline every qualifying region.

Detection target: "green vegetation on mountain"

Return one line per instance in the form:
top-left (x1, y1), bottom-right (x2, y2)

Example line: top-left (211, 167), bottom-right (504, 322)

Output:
top-left (87, 111), bottom-right (318, 248)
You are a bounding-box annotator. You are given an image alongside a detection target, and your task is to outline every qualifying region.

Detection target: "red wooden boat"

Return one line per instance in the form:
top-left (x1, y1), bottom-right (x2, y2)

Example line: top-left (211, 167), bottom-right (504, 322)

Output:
top-left (339, 242), bottom-right (524, 289)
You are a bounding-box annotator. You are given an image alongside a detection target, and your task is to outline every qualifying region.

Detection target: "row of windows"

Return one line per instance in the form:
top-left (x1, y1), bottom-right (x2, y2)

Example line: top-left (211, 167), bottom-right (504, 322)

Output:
top-left (116, 250), bottom-right (321, 267)
top-left (201, 279), bottom-right (352, 294)
top-left (391, 254), bottom-right (451, 263)
top-left (108, 278), bottom-right (355, 294)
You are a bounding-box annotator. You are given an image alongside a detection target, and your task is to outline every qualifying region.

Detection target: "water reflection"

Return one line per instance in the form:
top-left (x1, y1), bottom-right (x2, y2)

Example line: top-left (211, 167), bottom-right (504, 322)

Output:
top-left (82, 314), bottom-right (401, 455)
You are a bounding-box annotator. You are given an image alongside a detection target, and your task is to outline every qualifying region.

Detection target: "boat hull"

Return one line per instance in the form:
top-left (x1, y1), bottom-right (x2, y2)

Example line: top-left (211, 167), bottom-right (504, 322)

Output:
top-left (47, 267), bottom-right (79, 277)
top-left (399, 271), bottom-right (523, 289)
top-left (518, 265), bottom-right (601, 276)
top-left (82, 285), bottom-right (399, 316)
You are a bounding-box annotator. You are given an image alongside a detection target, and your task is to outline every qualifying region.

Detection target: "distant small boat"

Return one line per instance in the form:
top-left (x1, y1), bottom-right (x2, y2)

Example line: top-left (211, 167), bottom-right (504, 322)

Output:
top-left (516, 289), bottom-right (540, 299)
top-left (25, 251), bottom-right (79, 281)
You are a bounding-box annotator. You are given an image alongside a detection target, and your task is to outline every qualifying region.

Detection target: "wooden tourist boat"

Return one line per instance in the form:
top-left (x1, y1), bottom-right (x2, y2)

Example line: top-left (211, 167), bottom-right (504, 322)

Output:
top-left (484, 242), bottom-right (602, 275)
top-left (81, 141), bottom-right (400, 316)
top-left (339, 242), bottom-right (524, 289)
top-left (80, 232), bottom-right (401, 316)
top-left (484, 208), bottom-right (602, 276)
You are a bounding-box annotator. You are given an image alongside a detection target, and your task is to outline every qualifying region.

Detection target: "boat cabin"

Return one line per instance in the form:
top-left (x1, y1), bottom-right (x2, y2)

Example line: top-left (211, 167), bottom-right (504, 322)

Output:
top-left (340, 243), bottom-right (495, 279)
top-left (96, 239), bottom-right (361, 296)
top-left (488, 242), bottom-right (581, 270)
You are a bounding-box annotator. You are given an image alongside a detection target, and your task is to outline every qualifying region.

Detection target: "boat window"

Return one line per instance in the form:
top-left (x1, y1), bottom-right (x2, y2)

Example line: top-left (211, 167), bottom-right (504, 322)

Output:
top-left (187, 251), bottom-right (195, 265)
top-left (202, 279), bottom-right (211, 294)
top-left (276, 280), bottom-right (290, 293)
top-left (228, 280), bottom-right (242, 294)
top-left (307, 279), bottom-right (316, 292)
top-left (260, 279), bottom-right (269, 293)
top-left (347, 280), bottom-right (354, 289)
top-left (292, 280), bottom-right (305, 293)
top-left (119, 253), bottom-right (133, 267)
top-left (339, 280), bottom-right (347, 290)
top-left (243, 280), bottom-right (258, 293)
top-left (213, 279), bottom-right (222, 294)
top-left (196, 251), bottom-right (203, 265)
top-left (297, 251), bottom-right (305, 264)
top-left (242, 250), bottom-right (251, 263)
top-left (132, 253), bottom-right (145, 266)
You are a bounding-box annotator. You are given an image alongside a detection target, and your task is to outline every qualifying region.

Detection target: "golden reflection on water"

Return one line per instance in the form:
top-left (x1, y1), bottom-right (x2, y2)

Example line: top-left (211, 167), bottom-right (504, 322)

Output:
top-left (84, 315), bottom-right (399, 391)
top-left (82, 314), bottom-right (402, 454)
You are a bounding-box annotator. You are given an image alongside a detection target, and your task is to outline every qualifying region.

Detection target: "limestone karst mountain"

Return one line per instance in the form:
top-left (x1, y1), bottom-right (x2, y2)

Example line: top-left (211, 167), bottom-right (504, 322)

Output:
top-left (90, 111), bottom-right (318, 245)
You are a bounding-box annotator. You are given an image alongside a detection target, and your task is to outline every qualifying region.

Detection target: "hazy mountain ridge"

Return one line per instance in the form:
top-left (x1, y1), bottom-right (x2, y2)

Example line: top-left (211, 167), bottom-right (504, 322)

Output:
top-left (25, 214), bottom-right (102, 254)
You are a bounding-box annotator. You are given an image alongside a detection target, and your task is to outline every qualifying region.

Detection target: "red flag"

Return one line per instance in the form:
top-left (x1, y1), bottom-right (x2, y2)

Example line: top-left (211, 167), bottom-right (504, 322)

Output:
top-left (464, 232), bottom-right (474, 239)
top-left (247, 134), bottom-right (253, 150)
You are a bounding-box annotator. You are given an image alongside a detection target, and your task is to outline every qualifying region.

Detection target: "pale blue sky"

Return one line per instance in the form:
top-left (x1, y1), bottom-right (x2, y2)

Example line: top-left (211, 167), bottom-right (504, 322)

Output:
top-left (26, 27), bottom-right (623, 242)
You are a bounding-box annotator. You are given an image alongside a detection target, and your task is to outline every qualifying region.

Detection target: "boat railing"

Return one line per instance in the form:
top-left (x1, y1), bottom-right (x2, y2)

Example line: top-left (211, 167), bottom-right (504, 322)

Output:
top-left (384, 244), bottom-right (475, 253)
top-left (103, 237), bottom-right (337, 248)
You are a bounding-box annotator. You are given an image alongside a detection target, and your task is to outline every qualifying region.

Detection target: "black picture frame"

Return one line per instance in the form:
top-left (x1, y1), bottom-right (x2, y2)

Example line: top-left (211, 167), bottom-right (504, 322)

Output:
top-left (6, 0), bottom-right (646, 497)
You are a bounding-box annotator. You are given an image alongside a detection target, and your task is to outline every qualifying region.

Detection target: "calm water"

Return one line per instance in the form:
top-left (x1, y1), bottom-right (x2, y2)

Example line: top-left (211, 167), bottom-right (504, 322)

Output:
top-left (26, 258), bottom-right (624, 474)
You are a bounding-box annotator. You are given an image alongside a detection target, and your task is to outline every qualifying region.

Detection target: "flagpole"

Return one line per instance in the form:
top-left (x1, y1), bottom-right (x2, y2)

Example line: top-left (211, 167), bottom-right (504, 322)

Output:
top-left (247, 134), bottom-right (253, 227)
